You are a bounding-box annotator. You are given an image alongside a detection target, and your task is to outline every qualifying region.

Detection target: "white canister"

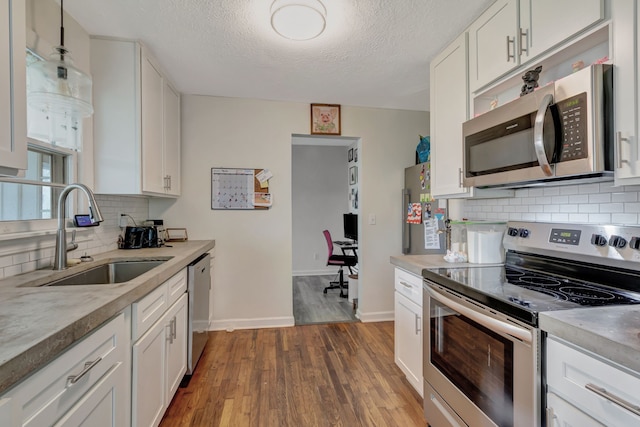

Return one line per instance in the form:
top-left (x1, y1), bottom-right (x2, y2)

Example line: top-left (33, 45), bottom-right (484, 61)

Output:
top-left (467, 223), bottom-right (506, 264)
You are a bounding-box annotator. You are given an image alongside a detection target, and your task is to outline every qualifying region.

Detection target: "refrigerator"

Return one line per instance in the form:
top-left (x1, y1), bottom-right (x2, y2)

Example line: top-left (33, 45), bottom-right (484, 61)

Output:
top-left (402, 162), bottom-right (447, 255)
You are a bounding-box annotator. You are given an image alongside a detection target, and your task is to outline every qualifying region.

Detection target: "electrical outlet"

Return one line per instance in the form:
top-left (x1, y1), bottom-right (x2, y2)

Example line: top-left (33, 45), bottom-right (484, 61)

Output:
top-left (368, 213), bottom-right (376, 225)
top-left (118, 213), bottom-right (128, 228)
top-left (314, 253), bottom-right (319, 260)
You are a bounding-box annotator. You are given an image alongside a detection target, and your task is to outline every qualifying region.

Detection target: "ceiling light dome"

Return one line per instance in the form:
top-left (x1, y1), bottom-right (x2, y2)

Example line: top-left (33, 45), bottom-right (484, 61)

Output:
top-left (270, 0), bottom-right (327, 41)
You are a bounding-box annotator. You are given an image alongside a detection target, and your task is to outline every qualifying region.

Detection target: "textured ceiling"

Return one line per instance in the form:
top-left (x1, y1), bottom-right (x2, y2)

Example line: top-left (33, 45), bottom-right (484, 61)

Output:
top-left (63, 0), bottom-right (493, 111)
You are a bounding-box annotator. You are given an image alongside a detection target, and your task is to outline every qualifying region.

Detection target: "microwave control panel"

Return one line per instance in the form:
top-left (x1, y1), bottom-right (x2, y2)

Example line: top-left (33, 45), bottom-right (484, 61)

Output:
top-left (557, 92), bottom-right (588, 162)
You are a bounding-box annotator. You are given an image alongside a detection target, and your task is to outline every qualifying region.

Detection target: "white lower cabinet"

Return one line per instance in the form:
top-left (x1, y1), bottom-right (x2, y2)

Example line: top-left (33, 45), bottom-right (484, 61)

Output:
top-left (0, 312), bottom-right (130, 427)
top-left (132, 293), bottom-right (187, 427)
top-left (393, 268), bottom-right (423, 397)
top-left (546, 336), bottom-right (640, 426)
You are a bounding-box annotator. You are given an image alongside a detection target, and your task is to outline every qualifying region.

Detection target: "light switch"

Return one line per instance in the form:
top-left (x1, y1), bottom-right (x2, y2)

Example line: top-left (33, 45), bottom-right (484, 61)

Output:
top-left (368, 213), bottom-right (376, 225)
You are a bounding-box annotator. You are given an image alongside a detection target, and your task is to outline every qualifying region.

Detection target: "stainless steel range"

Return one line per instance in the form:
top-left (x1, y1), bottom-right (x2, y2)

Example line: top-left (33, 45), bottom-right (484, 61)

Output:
top-left (422, 221), bottom-right (640, 427)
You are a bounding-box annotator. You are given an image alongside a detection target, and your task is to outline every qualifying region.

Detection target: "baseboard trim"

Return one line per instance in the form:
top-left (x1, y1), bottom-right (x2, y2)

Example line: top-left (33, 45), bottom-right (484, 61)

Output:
top-left (292, 269), bottom-right (335, 277)
top-left (210, 316), bottom-right (295, 331)
top-left (357, 310), bottom-right (394, 323)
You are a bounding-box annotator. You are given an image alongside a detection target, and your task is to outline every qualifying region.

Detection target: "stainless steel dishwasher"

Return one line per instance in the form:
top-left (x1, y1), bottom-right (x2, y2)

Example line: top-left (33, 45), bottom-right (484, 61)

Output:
top-left (186, 253), bottom-right (211, 377)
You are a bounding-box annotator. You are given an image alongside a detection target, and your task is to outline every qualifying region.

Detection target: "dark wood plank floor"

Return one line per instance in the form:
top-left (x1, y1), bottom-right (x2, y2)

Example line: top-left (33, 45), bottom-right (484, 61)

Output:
top-left (160, 322), bottom-right (426, 427)
top-left (293, 275), bottom-right (358, 325)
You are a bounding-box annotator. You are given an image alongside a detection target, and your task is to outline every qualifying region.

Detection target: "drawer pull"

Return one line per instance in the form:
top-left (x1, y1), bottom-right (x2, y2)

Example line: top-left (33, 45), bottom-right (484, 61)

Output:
top-left (400, 281), bottom-right (413, 289)
top-left (67, 357), bottom-right (102, 387)
top-left (585, 383), bottom-right (640, 416)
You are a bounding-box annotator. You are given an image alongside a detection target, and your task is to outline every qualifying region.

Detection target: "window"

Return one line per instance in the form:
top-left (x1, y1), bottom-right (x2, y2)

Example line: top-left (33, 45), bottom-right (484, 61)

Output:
top-left (0, 141), bottom-right (71, 221)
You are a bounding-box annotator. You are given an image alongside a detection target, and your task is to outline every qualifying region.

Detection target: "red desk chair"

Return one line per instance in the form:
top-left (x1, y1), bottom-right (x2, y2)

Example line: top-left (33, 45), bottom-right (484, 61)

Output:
top-left (322, 230), bottom-right (358, 298)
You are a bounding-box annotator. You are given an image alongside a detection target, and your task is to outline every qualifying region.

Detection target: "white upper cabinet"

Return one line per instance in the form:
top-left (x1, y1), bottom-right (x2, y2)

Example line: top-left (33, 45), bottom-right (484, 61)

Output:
top-left (430, 33), bottom-right (472, 198)
top-left (469, 0), bottom-right (603, 92)
top-left (612, 0), bottom-right (640, 184)
top-left (520, 0), bottom-right (603, 60)
top-left (0, 0), bottom-right (26, 176)
top-left (91, 38), bottom-right (181, 197)
top-left (163, 81), bottom-right (181, 196)
top-left (468, 0), bottom-right (520, 92)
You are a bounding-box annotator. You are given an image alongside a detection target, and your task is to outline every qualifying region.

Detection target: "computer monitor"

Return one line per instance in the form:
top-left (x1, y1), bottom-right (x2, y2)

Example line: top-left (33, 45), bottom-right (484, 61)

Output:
top-left (343, 213), bottom-right (358, 241)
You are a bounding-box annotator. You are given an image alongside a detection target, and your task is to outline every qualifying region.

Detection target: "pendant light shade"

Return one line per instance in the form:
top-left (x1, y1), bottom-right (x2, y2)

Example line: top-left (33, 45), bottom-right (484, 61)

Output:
top-left (27, 0), bottom-right (93, 141)
top-left (270, 0), bottom-right (326, 41)
top-left (27, 46), bottom-right (94, 119)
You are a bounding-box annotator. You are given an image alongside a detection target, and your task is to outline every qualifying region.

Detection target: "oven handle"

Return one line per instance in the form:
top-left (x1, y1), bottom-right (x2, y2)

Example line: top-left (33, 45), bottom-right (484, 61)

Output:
top-left (426, 286), bottom-right (532, 344)
top-left (533, 93), bottom-right (555, 177)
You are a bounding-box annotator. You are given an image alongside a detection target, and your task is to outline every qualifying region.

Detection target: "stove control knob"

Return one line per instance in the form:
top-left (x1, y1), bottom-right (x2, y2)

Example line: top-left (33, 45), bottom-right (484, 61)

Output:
top-left (507, 227), bottom-right (519, 237)
top-left (591, 234), bottom-right (607, 246)
top-left (630, 237), bottom-right (640, 250)
top-left (518, 228), bottom-right (530, 238)
top-left (609, 235), bottom-right (627, 249)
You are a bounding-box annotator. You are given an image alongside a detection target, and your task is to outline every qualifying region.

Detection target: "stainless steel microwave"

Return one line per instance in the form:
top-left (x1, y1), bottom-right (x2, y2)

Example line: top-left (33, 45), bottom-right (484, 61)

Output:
top-left (463, 64), bottom-right (613, 188)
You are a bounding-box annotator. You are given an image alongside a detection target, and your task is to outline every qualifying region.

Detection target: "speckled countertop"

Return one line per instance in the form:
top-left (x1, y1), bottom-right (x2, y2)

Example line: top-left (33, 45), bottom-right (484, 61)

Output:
top-left (540, 307), bottom-right (640, 373)
top-left (0, 240), bottom-right (215, 395)
top-left (391, 254), bottom-right (640, 374)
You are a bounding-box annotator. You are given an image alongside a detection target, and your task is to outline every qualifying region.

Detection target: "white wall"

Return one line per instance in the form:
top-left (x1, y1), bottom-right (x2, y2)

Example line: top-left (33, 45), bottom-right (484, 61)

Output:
top-left (292, 145), bottom-right (348, 276)
top-left (150, 96), bottom-right (428, 328)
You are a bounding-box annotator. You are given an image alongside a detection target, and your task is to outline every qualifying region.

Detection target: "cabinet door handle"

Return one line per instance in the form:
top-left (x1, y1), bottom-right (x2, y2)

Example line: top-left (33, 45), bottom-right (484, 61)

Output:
top-left (458, 167), bottom-right (463, 188)
top-left (172, 316), bottom-right (177, 339)
top-left (67, 357), bottom-right (102, 387)
top-left (506, 36), bottom-right (516, 62)
top-left (519, 28), bottom-right (529, 55)
top-left (414, 313), bottom-right (421, 334)
top-left (167, 319), bottom-right (175, 344)
top-left (167, 175), bottom-right (172, 190)
top-left (616, 131), bottom-right (630, 169)
top-left (400, 281), bottom-right (412, 289)
top-left (585, 383), bottom-right (640, 416)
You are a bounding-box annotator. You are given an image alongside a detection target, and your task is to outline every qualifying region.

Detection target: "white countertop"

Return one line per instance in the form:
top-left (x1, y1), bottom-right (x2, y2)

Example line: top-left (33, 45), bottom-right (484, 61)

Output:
top-left (389, 254), bottom-right (503, 276)
top-left (0, 240), bottom-right (215, 394)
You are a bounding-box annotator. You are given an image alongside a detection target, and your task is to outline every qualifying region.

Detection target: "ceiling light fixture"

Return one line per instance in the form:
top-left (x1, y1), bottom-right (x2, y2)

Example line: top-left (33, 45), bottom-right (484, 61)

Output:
top-left (270, 0), bottom-right (327, 41)
top-left (27, 0), bottom-right (93, 123)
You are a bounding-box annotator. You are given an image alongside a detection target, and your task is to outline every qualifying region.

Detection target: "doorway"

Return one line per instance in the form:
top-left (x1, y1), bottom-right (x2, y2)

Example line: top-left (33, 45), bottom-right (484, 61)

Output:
top-left (291, 134), bottom-right (360, 325)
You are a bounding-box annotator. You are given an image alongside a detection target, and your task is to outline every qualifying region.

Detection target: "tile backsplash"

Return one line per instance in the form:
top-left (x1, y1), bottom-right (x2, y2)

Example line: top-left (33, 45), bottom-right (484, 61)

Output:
top-left (0, 195), bottom-right (149, 280)
top-left (463, 182), bottom-right (640, 225)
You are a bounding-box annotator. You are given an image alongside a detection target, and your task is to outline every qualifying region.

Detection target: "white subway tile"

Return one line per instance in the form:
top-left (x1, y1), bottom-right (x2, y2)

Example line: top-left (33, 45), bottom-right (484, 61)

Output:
top-left (514, 189), bottom-right (529, 197)
top-left (588, 193), bottom-right (611, 204)
top-left (589, 213), bottom-right (611, 223)
top-left (611, 213), bottom-right (639, 225)
top-left (579, 183), bottom-right (601, 194)
top-left (568, 194), bottom-right (589, 204)
top-left (579, 204), bottom-right (599, 213)
top-left (529, 205), bottom-right (544, 213)
top-left (4, 265), bottom-right (21, 277)
top-left (599, 181), bottom-right (615, 192)
top-left (559, 204), bottom-right (578, 213)
top-left (559, 185), bottom-right (580, 195)
top-left (624, 203), bottom-right (640, 213)
top-left (528, 188), bottom-right (544, 197)
top-left (612, 192), bottom-right (638, 203)
top-left (623, 185), bottom-right (640, 192)
top-left (551, 196), bottom-right (569, 204)
top-left (543, 187), bottom-right (560, 196)
top-left (568, 213), bottom-right (589, 223)
top-left (599, 203), bottom-right (624, 213)
top-left (544, 205), bottom-right (560, 213)
top-left (535, 213), bottom-right (552, 221)
top-left (12, 253), bottom-right (29, 264)
top-left (522, 213), bottom-right (537, 221)
top-left (551, 213), bottom-right (569, 222)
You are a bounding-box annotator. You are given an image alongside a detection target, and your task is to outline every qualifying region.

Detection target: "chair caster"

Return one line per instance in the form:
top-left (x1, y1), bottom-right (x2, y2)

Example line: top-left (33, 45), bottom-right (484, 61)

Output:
top-left (323, 289), bottom-right (327, 294)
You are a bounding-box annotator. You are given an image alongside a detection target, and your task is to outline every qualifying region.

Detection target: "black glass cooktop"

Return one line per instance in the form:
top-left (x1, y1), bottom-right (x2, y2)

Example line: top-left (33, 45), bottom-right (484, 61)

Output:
top-left (423, 260), bottom-right (640, 326)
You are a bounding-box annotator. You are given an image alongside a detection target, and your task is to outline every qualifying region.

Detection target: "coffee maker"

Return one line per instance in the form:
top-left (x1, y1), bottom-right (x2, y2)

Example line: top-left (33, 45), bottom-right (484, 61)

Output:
top-left (122, 226), bottom-right (160, 249)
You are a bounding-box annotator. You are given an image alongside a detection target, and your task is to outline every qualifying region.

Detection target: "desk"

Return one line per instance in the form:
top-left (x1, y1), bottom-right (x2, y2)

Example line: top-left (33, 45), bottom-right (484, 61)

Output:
top-left (333, 241), bottom-right (358, 273)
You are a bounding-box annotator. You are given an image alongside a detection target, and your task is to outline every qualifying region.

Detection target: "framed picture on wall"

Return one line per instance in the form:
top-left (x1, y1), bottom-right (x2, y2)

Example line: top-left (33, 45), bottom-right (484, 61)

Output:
top-left (310, 104), bottom-right (341, 135)
top-left (354, 148), bottom-right (358, 162)
top-left (348, 148), bottom-right (353, 162)
top-left (349, 166), bottom-right (357, 184)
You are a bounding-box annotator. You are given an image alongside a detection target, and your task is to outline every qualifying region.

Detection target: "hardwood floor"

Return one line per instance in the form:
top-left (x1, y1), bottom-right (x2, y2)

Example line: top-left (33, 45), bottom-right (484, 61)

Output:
top-left (293, 275), bottom-right (358, 325)
top-left (160, 322), bottom-right (426, 427)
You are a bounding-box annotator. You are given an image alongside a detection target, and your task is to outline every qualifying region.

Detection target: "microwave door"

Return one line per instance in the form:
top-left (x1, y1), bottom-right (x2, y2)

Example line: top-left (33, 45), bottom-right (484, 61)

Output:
top-left (533, 93), bottom-right (557, 177)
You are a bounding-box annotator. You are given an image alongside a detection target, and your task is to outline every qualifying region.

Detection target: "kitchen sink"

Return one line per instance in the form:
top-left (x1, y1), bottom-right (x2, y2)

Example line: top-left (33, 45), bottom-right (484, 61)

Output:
top-left (37, 259), bottom-right (170, 286)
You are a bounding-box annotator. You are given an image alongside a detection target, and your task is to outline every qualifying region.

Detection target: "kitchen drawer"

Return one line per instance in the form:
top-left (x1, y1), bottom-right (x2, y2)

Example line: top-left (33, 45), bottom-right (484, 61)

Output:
top-left (132, 269), bottom-right (187, 341)
top-left (2, 313), bottom-right (126, 427)
top-left (132, 281), bottom-right (168, 341)
top-left (394, 268), bottom-right (422, 306)
top-left (424, 380), bottom-right (468, 427)
top-left (166, 268), bottom-right (187, 307)
top-left (547, 392), bottom-right (604, 427)
top-left (546, 336), bottom-right (640, 425)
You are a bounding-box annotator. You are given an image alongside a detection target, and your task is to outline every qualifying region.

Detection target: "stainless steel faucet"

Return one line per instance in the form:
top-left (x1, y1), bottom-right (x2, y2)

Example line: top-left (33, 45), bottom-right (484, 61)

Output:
top-left (54, 183), bottom-right (104, 270)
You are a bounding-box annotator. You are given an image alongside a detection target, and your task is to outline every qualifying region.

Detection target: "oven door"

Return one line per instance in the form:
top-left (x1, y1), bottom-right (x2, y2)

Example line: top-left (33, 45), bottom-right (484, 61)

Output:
top-left (423, 282), bottom-right (540, 427)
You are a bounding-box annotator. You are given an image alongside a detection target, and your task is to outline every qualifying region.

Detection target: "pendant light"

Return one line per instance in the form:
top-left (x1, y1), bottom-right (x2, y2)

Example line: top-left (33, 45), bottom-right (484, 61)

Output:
top-left (27, 0), bottom-right (93, 146)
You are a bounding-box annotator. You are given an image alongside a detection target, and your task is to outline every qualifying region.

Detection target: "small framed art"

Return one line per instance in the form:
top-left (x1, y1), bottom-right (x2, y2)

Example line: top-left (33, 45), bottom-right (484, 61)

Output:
top-left (311, 103), bottom-right (341, 135)
top-left (349, 166), bottom-right (357, 184)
